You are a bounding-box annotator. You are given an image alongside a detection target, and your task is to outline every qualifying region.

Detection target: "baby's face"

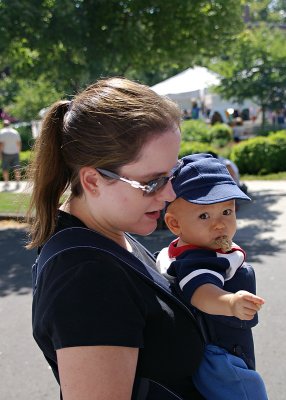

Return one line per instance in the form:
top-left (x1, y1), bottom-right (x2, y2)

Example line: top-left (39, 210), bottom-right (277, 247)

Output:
top-left (167, 198), bottom-right (237, 250)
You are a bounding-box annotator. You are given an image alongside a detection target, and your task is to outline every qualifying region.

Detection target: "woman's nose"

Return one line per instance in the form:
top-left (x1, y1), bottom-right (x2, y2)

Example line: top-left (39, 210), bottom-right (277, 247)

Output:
top-left (156, 180), bottom-right (176, 203)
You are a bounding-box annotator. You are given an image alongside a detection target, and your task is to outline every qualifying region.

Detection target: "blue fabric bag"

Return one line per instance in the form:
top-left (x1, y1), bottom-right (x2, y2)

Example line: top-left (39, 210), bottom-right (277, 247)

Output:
top-left (193, 344), bottom-right (268, 400)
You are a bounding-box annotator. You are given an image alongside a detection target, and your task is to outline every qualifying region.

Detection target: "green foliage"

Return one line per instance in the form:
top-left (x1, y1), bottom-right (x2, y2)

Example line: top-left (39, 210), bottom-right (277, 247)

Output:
top-left (0, 0), bottom-right (244, 97)
top-left (20, 150), bottom-right (32, 167)
top-left (179, 141), bottom-right (214, 158)
top-left (16, 125), bottom-right (34, 151)
top-left (208, 123), bottom-right (233, 147)
top-left (210, 24), bottom-right (286, 125)
top-left (180, 120), bottom-right (233, 151)
top-left (247, 0), bottom-right (286, 24)
top-left (7, 76), bottom-right (64, 121)
top-left (230, 135), bottom-right (286, 174)
top-left (268, 130), bottom-right (286, 142)
top-left (0, 192), bottom-right (30, 214)
top-left (181, 120), bottom-right (210, 142)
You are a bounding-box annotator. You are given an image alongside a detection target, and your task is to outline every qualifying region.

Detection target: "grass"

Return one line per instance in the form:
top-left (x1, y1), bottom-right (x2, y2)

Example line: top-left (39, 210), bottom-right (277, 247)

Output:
top-left (0, 192), bottom-right (69, 215)
top-left (241, 171), bottom-right (286, 180)
top-left (0, 192), bottom-right (30, 215)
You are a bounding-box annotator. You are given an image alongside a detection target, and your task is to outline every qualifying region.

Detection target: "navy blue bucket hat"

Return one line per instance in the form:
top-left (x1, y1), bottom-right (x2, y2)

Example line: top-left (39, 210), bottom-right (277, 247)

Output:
top-left (171, 153), bottom-right (250, 204)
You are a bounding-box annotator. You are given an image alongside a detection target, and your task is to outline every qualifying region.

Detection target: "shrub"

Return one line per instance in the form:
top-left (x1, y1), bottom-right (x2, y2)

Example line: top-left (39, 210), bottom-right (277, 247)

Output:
top-left (16, 124), bottom-right (35, 151)
top-left (268, 130), bottom-right (286, 142)
top-left (253, 125), bottom-right (285, 137)
top-left (20, 150), bottom-right (32, 166)
top-left (180, 119), bottom-right (210, 142)
top-left (230, 136), bottom-right (286, 175)
top-left (179, 141), bottom-right (214, 158)
top-left (19, 151), bottom-right (32, 178)
top-left (208, 123), bottom-right (233, 147)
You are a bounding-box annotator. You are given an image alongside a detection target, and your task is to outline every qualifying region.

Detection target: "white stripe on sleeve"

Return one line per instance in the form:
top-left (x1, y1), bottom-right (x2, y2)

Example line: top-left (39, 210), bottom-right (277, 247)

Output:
top-left (179, 269), bottom-right (224, 290)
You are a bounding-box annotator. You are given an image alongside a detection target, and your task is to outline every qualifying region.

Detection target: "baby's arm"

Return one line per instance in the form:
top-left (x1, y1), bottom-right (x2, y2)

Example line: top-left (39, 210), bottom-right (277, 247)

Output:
top-left (191, 284), bottom-right (265, 320)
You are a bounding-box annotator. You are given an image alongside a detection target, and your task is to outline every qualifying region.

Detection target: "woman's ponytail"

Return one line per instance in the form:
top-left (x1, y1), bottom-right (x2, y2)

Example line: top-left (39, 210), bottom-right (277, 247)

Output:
top-left (26, 100), bottom-right (71, 248)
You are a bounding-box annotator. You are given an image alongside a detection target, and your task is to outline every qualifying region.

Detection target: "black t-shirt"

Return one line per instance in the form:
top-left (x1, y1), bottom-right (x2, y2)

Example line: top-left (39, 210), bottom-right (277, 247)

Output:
top-left (32, 211), bottom-right (204, 399)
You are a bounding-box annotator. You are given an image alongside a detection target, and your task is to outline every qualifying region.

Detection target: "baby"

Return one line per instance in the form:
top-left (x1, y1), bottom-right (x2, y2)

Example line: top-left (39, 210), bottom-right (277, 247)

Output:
top-left (157, 153), bottom-right (267, 399)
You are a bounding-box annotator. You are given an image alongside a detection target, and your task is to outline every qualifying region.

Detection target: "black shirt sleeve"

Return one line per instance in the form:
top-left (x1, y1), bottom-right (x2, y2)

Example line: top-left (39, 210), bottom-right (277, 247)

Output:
top-left (38, 249), bottom-right (147, 350)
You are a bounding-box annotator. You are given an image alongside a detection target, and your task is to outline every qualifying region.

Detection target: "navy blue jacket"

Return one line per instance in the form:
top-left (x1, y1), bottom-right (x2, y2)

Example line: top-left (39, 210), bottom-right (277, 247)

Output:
top-left (167, 244), bottom-right (258, 369)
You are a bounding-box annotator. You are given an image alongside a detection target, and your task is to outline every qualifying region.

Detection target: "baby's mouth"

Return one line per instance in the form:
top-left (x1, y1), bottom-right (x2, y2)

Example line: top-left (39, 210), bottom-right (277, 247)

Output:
top-left (213, 235), bottom-right (232, 253)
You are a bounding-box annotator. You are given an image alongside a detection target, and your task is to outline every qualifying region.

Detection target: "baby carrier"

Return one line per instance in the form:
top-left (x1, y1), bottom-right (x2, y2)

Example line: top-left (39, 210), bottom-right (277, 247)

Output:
top-left (32, 227), bottom-right (197, 400)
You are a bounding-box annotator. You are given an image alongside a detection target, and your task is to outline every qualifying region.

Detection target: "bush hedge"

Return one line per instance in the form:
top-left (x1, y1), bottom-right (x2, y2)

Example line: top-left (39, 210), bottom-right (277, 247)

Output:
top-left (181, 120), bottom-right (210, 142)
top-left (179, 141), bottom-right (214, 158)
top-left (17, 124), bottom-right (35, 151)
top-left (181, 120), bottom-right (233, 148)
top-left (230, 132), bottom-right (286, 175)
top-left (208, 123), bottom-right (233, 148)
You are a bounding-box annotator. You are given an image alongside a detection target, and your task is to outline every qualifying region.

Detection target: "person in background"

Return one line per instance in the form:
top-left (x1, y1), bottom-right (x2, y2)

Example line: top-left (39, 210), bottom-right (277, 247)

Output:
top-left (210, 111), bottom-right (224, 125)
top-left (26, 77), bottom-right (205, 400)
top-left (232, 117), bottom-right (245, 143)
top-left (157, 154), bottom-right (267, 399)
top-left (0, 119), bottom-right (21, 189)
top-left (191, 101), bottom-right (200, 120)
top-left (182, 109), bottom-right (191, 120)
top-left (208, 151), bottom-right (248, 197)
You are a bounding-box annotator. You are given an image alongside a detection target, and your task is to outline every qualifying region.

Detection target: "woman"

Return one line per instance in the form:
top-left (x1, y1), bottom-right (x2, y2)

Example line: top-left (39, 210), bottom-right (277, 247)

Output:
top-left (27, 77), bottom-right (204, 399)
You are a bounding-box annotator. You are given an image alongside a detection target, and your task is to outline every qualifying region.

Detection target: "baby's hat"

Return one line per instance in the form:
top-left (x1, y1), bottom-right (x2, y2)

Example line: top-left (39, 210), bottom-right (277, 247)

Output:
top-left (171, 153), bottom-right (250, 204)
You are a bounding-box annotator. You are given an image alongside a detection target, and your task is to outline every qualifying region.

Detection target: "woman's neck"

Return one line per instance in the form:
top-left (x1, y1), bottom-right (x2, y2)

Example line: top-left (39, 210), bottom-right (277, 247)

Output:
top-left (60, 197), bottom-right (130, 250)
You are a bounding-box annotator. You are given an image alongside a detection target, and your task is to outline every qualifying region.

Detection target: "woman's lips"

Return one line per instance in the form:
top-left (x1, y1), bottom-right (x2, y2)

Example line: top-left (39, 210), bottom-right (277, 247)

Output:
top-left (145, 210), bottom-right (161, 220)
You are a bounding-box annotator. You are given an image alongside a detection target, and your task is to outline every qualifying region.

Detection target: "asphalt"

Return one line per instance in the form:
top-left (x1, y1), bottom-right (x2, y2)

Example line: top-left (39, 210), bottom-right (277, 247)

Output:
top-left (0, 179), bottom-right (286, 399)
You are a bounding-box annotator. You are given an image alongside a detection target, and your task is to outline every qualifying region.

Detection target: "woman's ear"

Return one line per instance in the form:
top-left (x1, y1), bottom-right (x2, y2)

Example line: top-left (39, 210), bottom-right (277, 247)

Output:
top-left (164, 212), bottom-right (181, 236)
top-left (79, 167), bottom-right (100, 194)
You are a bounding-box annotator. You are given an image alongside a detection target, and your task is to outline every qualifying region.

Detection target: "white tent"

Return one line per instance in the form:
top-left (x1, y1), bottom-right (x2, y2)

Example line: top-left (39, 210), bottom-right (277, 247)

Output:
top-left (151, 66), bottom-right (259, 122)
top-left (151, 66), bottom-right (220, 96)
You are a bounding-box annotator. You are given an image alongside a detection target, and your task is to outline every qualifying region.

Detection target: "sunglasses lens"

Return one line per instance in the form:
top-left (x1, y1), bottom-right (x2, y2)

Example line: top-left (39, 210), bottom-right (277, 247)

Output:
top-left (144, 177), bottom-right (169, 195)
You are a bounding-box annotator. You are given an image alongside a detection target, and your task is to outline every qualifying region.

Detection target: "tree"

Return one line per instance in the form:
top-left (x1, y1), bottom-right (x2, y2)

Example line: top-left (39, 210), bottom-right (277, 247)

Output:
top-left (244, 0), bottom-right (286, 25)
top-left (0, 0), bottom-right (246, 120)
top-left (0, 1), bottom-right (244, 90)
top-left (209, 25), bottom-right (286, 126)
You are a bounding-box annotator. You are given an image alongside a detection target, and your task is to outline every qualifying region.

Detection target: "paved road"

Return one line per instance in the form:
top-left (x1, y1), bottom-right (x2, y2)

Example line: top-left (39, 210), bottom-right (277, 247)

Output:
top-left (0, 180), bottom-right (286, 399)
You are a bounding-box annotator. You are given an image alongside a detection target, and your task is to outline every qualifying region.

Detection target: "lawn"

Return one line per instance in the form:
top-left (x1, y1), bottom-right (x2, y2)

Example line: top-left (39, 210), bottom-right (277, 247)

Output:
top-left (0, 192), bottom-right (68, 215)
top-left (241, 171), bottom-right (286, 180)
top-left (0, 192), bottom-right (30, 215)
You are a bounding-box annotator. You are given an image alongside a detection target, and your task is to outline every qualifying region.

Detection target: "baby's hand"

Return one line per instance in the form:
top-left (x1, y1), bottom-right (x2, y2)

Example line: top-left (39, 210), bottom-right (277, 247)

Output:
top-left (229, 290), bottom-right (265, 320)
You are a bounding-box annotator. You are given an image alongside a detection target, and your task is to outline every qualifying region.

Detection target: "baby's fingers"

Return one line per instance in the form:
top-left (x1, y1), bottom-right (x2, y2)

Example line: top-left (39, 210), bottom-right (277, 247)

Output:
top-left (244, 293), bottom-right (265, 305)
top-left (242, 307), bottom-right (257, 320)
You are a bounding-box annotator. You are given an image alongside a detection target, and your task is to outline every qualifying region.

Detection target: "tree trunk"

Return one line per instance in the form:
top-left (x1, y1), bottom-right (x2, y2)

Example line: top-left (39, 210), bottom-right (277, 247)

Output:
top-left (261, 105), bottom-right (267, 128)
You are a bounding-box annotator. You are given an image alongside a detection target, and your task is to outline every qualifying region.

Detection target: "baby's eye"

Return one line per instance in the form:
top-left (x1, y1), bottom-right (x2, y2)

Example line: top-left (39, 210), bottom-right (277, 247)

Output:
top-left (223, 209), bottom-right (233, 216)
top-left (199, 213), bottom-right (209, 220)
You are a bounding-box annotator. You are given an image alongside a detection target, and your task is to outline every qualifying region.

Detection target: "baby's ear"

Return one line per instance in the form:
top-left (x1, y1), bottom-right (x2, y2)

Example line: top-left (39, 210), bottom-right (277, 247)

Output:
top-left (164, 212), bottom-right (181, 236)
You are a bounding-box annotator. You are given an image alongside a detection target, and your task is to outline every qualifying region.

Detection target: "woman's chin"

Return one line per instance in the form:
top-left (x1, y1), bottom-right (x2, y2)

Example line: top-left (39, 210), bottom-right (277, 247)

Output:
top-left (131, 221), bottom-right (157, 237)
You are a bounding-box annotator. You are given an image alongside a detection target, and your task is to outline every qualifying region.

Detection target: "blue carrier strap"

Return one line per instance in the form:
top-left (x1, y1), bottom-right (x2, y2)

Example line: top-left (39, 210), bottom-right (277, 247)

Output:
top-left (33, 227), bottom-right (197, 323)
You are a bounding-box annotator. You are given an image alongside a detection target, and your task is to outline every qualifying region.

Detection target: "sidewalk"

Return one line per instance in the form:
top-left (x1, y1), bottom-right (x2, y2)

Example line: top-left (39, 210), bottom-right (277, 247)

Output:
top-left (0, 180), bottom-right (30, 194)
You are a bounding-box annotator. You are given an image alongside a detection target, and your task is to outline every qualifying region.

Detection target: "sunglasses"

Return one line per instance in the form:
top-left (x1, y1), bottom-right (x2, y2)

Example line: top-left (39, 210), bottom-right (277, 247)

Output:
top-left (97, 160), bottom-right (183, 196)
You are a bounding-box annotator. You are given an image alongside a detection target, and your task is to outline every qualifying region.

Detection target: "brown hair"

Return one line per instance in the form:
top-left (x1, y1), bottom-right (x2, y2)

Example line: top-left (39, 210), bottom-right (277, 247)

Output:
top-left (26, 77), bottom-right (181, 248)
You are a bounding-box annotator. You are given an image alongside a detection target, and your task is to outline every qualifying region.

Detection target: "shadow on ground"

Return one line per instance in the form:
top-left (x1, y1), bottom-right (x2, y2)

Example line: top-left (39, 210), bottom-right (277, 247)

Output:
top-left (0, 228), bottom-right (36, 297)
top-left (1, 186), bottom-right (285, 296)
top-left (233, 188), bottom-right (286, 263)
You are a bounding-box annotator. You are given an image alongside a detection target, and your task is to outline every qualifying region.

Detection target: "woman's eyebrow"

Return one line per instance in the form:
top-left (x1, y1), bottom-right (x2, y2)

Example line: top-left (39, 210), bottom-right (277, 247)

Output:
top-left (139, 170), bottom-right (169, 180)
